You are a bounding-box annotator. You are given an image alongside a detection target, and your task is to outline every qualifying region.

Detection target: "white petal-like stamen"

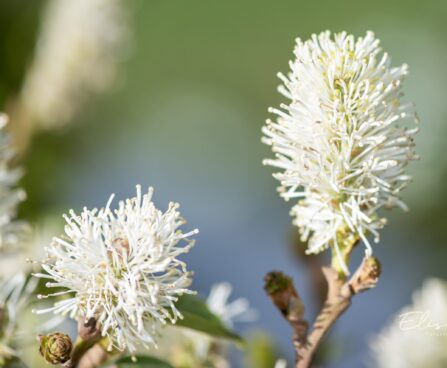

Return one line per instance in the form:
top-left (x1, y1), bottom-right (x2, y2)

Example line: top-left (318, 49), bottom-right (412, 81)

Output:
top-left (35, 185), bottom-right (198, 354)
top-left (263, 31), bottom-right (417, 269)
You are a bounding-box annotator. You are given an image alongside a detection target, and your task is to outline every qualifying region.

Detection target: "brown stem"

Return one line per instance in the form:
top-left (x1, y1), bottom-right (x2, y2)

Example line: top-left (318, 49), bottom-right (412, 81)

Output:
top-left (78, 344), bottom-right (110, 368)
top-left (264, 256), bottom-right (381, 368)
top-left (296, 267), bottom-right (349, 367)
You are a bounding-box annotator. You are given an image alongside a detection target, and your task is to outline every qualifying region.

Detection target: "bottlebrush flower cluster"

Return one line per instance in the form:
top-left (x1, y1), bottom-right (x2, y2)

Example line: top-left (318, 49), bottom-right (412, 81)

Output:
top-left (35, 186), bottom-right (198, 353)
top-left (263, 31), bottom-right (418, 272)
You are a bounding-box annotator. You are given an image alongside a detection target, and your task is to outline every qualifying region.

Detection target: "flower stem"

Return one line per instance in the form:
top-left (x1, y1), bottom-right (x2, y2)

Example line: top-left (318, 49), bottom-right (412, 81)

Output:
top-left (264, 256), bottom-right (381, 368)
top-left (63, 337), bottom-right (99, 368)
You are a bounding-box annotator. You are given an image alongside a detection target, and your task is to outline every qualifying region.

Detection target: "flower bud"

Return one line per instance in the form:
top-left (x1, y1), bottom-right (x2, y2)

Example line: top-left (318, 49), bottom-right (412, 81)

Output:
top-left (264, 271), bottom-right (304, 318)
top-left (349, 256), bottom-right (382, 294)
top-left (361, 256), bottom-right (381, 282)
top-left (39, 332), bottom-right (72, 364)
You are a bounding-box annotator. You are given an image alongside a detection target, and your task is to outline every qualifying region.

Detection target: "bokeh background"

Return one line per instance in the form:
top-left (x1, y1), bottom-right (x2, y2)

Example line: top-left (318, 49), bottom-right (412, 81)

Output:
top-left (1, 0), bottom-right (447, 367)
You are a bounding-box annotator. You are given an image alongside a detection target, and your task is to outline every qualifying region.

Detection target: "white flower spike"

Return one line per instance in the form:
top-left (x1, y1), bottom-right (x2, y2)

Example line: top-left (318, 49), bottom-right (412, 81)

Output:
top-left (20, 0), bottom-right (130, 128)
top-left (263, 31), bottom-right (418, 273)
top-left (0, 113), bottom-right (28, 253)
top-left (34, 186), bottom-right (198, 354)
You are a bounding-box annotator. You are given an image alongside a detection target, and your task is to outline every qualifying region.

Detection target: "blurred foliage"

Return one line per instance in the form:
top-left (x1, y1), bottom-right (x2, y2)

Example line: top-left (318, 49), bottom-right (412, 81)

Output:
top-left (18, 128), bottom-right (78, 221)
top-left (175, 295), bottom-right (242, 342)
top-left (101, 355), bottom-right (174, 368)
top-left (0, 0), bottom-right (44, 106)
top-left (243, 330), bottom-right (281, 368)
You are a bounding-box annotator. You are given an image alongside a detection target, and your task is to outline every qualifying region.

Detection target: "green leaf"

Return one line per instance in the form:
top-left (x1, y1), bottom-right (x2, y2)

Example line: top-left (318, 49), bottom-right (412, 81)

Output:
top-left (103, 355), bottom-right (174, 368)
top-left (174, 294), bottom-right (242, 342)
top-left (4, 359), bottom-right (28, 368)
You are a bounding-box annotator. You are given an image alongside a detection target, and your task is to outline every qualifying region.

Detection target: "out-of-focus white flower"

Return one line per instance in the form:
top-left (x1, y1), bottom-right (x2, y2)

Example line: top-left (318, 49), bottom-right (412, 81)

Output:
top-left (0, 274), bottom-right (37, 363)
top-left (206, 282), bottom-right (258, 328)
top-left (275, 359), bottom-right (287, 368)
top-left (263, 31), bottom-right (418, 273)
top-left (370, 278), bottom-right (447, 368)
top-left (20, 0), bottom-right (130, 128)
top-left (188, 282), bottom-right (258, 364)
top-left (0, 221), bottom-right (55, 278)
top-left (0, 113), bottom-right (28, 253)
top-left (158, 283), bottom-right (257, 367)
top-left (34, 185), bottom-right (198, 354)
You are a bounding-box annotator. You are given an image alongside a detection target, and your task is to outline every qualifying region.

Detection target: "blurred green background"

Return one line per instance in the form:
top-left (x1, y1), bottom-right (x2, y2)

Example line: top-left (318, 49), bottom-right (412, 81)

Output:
top-left (1, 0), bottom-right (447, 367)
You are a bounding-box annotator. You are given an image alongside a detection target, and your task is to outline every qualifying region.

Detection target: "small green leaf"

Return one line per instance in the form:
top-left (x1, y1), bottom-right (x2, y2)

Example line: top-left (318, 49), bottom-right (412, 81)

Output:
top-left (103, 355), bottom-right (174, 368)
top-left (4, 358), bottom-right (29, 368)
top-left (175, 294), bottom-right (242, 342)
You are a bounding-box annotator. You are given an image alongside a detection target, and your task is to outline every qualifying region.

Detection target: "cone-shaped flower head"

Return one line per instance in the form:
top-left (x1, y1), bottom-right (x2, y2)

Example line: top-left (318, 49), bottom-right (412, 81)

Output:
top-left (263, 31), bottom-right (418, 273)
top-left (34, 186), bottom-right (198, 353)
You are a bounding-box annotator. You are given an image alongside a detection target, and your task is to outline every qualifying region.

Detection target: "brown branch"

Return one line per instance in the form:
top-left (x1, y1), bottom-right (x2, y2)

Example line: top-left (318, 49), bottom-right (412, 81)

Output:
top-left (78, 344), bottom-right (111, 368)
top-left (264, 256), bottom-right (381, 368)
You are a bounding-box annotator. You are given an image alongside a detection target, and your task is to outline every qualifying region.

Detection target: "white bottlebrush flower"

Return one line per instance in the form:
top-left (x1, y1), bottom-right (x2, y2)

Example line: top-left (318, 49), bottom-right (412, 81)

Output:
top-left (34, 185), bottom-right (198, 354)
top-left (262, 31), bottom-right (418, 272)
top-left (0, 113), bottom-right (28, 253)
top-left (370, 278), bottom-right (447, 368)
top-left (20, 0), bottom-right (130, 128)
top-left (0, 274), bottom-right (37, 364)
